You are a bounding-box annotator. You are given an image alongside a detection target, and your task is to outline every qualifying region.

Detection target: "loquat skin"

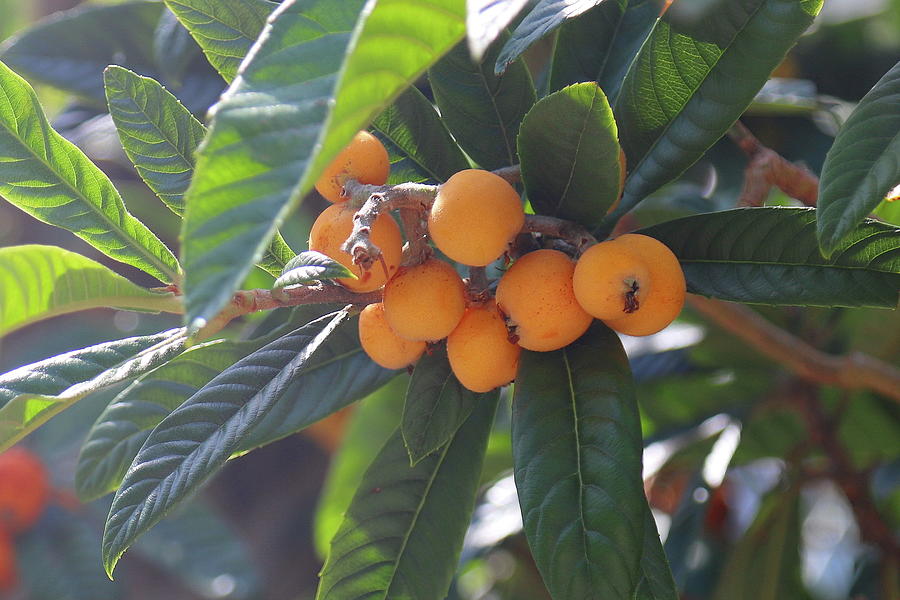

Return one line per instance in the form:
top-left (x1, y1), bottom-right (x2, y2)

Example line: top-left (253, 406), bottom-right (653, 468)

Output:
top-left (308, 202), bottom-right (403, 293)
top-left (603, 234), bottom-right (686, 336)
top-left (495, 249), bottom-right (593, 352)
top-left (358, 303), bottom-right (426, 369)
top-left (0, 447), bottom-right (49, 534)
top-left (315, 130), bottom-right (390, 203)
top-left (383, 258), bottom-right (467, 342)
top-left (447, 300), bottom-right (521, 392)
top-left (428, 169), bottom-right (525, 266)
top-left (573, 240), bottom-right (651, 320)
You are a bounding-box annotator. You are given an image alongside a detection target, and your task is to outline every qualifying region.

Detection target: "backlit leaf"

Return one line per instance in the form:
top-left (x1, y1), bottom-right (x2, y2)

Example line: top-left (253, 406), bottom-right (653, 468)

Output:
top-left (273, 251), bottom-right (355, 289)
top-left (466, 0), bottom-right (531, 62)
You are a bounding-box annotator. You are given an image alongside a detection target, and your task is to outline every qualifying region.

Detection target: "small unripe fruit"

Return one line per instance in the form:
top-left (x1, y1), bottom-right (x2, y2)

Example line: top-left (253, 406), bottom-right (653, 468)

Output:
top-left (315, 130), bottom-right (390, 203)
top-left (308, 202), bottom-right (402, 292)
top-left (573, 240), bottom-right (651, 320)
top-left (0, 447), bottom-right (49, 534)
top-left (428, 169), bottom-right (525, 266)
top-left (383, 258), bottom-right (466, 342)
top-left (447, 301), bottom-right (521, 392)
top-left (358, 303), bottom-right (426, 369)
top-left (496, 249), bottom-right (593, 352)
top-left (603, 234), bottom-right (685, 336)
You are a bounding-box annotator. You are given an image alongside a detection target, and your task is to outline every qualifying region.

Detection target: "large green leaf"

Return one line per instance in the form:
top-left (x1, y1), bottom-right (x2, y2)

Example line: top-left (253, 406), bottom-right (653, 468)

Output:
top-left (548, 0), bottom-right (663, 102)
top-left (640, 207), bottom-right (900, 308)
top-left (518, 82), bottom-right (621, 228)
top-left (0, 60), bottom-right (180, 283)
top-left (0, 244), bottom-right (181, 338)
top-left (372, 86), bottom-right (470, 183)
top-left (466, 0), bottom-right (531, 62)
top-left (614, 0), bottom-right (823, 213)
top-left (180, 0), bottom-right (466, 330)
top-left (430, 33), bottom-right (536, 170)
top-left (0, 329), bottom-right (186, 453)
top-left (163, 0), bottom-right (277, 83)
top-left (0, 0), bottom-right (162, 105)
top-left (634, 506), bottom-right (678, 600)
top-left (401, 343), bottom-right (483, 465)
top-left (496, 0), bottom-right (607, 74)
top-left (818, 60), bottom-right (900, 256)
top-left (316, 394), bottom-right (499, 600)
top-left (512, 323), bottom-right (645, 599)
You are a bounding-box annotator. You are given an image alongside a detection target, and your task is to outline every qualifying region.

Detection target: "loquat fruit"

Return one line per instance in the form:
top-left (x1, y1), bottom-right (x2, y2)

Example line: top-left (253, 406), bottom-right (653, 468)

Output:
top-left (603, 234), bottom-right (685, 336)
top-left (308, 202), bottom-right (402, 293)
top-left (358, 303), bottom-right (426, 369)
top-left (0, 447), bottom-right (49, 534)
top-left (495, 249), bottom-right (593, 352)
top-left (572, 240), bottom-right (651, 320)
top-left (447, 300), bottom-right (521, 392)
top-left (383, 258), bottom-right (467, 342)
top-left (315, 130), bottom-right (390, 203)
top-left (428, 169), bottom-right (525, 266)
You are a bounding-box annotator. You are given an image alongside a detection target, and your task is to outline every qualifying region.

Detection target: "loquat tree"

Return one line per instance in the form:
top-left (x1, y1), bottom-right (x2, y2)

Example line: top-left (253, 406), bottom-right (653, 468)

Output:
top-left (0, 0), bottom-right (897, 598)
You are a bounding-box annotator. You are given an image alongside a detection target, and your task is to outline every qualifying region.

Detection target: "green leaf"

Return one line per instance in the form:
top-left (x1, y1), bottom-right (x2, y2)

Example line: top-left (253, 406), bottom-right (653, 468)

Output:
top-left (496, 0), bottom-right (607, 75)
top-left (614, 0), bottom-right (823, 213)
top-left (103, 65), bottom-right (296, 276)
top-left (430, 33), bottom-right (536, 170)
top-left (274, 251), bottom-right (356, 289)
top-left (0, 244), bottom-right (181, 338)
top-left (104, 65), bottom-right (206, 216)
top-left (818, 60), bottom-right (900, 256)
top-left (0, 329), bottom-right (186, 453)
top-left (401, 343), bottom-right (484, 465)
top-left (314, 375), bottom-right (407, 558)
top-left (640, 207), bottom-right (900, 308)
top-left (372, 87), bottom-right (470, 184)
top-left (317, 393), bottom-right (499, 600)
top-left (512, 323), bottom-right (645, 599)
top-left (0, 60), bottom-right (181, 283)
top-left (634, 506), bottom-right (678, 600)
top-left (153, 9), bottom-right (199, 87)
top-left (548, 0), bottom-right (663, 102)
top-left (181, 0), bottom-right (466, 329)
top-left (466, 0), bottom-right (531, 62)
top-left (518, 82), bottom-right (621, 227)
top-left (0, 0), bottom-right (163, 105)
top-left (712, 490), bottom-right (805, 600)
top-left (163, 0), bottom-right (277, 83)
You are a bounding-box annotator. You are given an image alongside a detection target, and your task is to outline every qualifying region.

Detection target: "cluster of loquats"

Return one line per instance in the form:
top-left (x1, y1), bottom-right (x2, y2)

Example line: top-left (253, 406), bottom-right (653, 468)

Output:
top-left (309, 132), bottom-right (685, 394)
top-left (0, 447), bottom-right (50, 592)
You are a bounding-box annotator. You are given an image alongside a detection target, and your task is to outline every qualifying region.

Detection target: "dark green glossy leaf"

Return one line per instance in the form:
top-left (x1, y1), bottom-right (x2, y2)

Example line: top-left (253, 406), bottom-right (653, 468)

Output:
top-left (0, 245), bottom-right (181, 338)
top-left (317, 393), bottom-right (499, 600)
top-left (0, 0), bottom-right (162, 105)
top-left (548, 0), bottom-right (663, 102)
top-left (153, 9), bottom-right (199, 86)
top-left (466, 0), bottom-right (531, 62)
top-left (512, 323), bottom-right (645, 599)
top-left (274, 251), bottom-right (355, 289)
top-left (640, 207), bottom-right (900, 308)
top-left (163, 0), bottom-right (277, 83)
top-left (402, 343), bottom-right (484, 465)
top-left (518, 82), bottom-right (621, 227)
top-left (0, 60), bottom-right (181, 283)
top-left (635, 506), bottom-right (678, 600)
top-left (818, 60), bottom-right (900, 256)
top-left (180, 0), bottom-right (465, 330)
top-left (614, 0), bottom-right (823, 212)
top-left (431, 34), bottom-right (536, 170)
top-left (372, 87), bottom-right (470, 184)
top-left (496, 0), bottom-right (607, 75)
top-left (0, 329), bottom-right (186, 453)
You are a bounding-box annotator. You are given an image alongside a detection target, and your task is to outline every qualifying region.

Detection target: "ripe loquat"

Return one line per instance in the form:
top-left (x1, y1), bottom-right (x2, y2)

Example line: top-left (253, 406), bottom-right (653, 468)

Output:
top-left (308, 202), bottom-right (402, 293)
top-left (603, 234), bottom-right (686, 336)
top-left (495, 249), bottom-right (593, 352)
top-left (315, 130), bottom-right (390, 203)
top-left (383, 258), bottom-right (467, 342)
top-left (0, 447), bottom-right (49, 534)
top-left (358, 302), bottom-right (426, 369)
top-left (572, 240), bottom-right (651, 320)
top-left (447, 300), bottom-right (521, 392)
top-left (428, 169), bottom-right (525, 266)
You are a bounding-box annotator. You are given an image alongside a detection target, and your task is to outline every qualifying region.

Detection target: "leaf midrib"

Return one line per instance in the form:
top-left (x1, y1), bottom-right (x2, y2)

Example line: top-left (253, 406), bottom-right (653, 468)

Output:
top-left (554, 87), bottom-right (598, 214)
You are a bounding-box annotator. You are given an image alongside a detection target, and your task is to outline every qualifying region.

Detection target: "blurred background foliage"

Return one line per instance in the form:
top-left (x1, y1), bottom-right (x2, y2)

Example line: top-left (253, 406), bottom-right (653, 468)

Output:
top-left (0, 1), bottom-right (897, 599)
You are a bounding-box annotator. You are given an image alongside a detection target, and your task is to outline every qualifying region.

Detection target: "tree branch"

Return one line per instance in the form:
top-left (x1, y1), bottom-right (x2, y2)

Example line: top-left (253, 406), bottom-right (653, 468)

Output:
top-left (688, 295), bottom-right (900, 403)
